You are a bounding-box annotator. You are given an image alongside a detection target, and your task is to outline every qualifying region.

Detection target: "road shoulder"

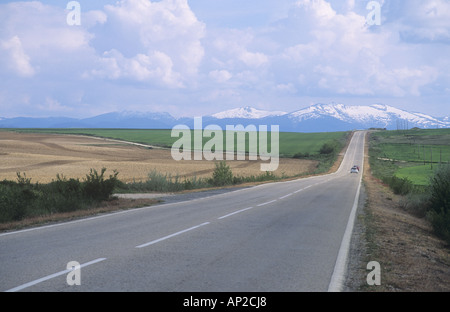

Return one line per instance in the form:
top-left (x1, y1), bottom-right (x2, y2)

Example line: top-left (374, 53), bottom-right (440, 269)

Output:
top-left (344, 133), bottom-right (450, 291)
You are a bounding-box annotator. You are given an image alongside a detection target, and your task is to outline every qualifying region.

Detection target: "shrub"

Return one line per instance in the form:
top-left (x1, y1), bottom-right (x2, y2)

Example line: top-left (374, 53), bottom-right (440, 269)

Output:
top-left (293, 152), bottom-right (310, 159)
top-left (382, 176), bottom-right (414, 195)
top-left (427, 165), bottom-right (450, 244)
top-left (83, 168), bottom-right (119, 201)
top-left (319, 140), bottom-right (339, 155)
top-left (0, 168), bottom-right (120, 224)
top-left (211, 161), bottom-right (234, 186)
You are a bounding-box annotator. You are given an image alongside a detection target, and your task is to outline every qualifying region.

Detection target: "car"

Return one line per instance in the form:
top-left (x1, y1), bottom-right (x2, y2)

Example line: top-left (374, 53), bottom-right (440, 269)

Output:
top-left (350, 165), bottom-right (359, 173)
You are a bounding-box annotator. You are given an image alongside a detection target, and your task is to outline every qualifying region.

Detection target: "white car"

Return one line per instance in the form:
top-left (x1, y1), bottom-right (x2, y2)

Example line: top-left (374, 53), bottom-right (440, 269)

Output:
top-left (350, 166), bottom-right (359, 173)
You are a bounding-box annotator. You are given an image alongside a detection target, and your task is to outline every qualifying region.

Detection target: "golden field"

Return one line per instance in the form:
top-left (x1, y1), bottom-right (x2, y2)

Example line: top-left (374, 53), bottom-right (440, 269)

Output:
top-left (0, 132), bottom-right (318, 184)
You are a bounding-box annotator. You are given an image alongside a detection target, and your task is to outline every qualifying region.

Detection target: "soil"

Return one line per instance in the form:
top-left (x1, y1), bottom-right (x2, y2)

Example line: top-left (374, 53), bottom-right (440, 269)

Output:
top-left (345, 132), bottom-right (450, 292)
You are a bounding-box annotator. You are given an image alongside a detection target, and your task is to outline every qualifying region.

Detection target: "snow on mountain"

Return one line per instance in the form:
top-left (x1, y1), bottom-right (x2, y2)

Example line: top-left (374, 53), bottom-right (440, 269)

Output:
top-left (1, 104), bottom-right (448, 132)
top-left (288, 103), bottom-right (450, 129)
top-left (211, 106), bottom-right (288, 119)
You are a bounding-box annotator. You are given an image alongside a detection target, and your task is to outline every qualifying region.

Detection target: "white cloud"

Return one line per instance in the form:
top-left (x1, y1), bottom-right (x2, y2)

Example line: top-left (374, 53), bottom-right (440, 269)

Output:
top-left (103, 0), bottom-right (205, 81)
top-left (209, 70), bottom-right (232, 83)
top-left (0, 36), bottom-right (35, 77)
top-left (88, 49), bottom-right (183, 87)
top-left (0, 0), bottom-right (449, 118)
top-left (274, 0), bottom-right (442, 98)
top-left (396, 0), bottom-right (450, 42)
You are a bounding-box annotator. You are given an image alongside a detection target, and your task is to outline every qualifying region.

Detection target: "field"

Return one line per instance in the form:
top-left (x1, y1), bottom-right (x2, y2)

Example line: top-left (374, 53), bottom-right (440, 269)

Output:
top-left (369, 128), bottom-right (450, 186)
top-left (0, 130), bottom-right (329, 184)
top-left (7, 128), bottom-right (349, 158)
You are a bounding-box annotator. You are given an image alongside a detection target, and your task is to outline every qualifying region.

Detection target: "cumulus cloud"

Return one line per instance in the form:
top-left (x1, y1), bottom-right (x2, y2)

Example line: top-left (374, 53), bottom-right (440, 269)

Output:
top-left (98, 0), bottom-right (206, 85)
top-left (0, 36), bottom-right (35, 77)
top-left (273, 0), bottom-right (441, 98)
top-left (396, 0), bottom-right (450, 43)
top-left (0, 0), bottom-right (449, 118)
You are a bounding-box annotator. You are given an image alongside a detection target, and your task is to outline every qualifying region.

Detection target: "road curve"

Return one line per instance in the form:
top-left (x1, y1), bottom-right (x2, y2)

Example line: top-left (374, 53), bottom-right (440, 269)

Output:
top-left (0, 131), bottom-right (366, 292)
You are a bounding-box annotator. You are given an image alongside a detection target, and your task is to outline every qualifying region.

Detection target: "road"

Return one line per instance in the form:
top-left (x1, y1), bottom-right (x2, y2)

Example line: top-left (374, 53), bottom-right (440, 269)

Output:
top-left (0, 131), bottom-right (365, 292)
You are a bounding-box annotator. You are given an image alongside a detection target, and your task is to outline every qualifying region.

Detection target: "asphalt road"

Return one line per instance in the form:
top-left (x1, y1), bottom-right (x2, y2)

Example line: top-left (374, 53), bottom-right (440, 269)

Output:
top-left (0, 131), bottom-right (366, 292)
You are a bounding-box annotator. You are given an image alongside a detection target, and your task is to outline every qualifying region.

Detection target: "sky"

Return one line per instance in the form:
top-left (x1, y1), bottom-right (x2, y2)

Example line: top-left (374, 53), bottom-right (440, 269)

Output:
top-left (0, 0), bottom-right (449, 119)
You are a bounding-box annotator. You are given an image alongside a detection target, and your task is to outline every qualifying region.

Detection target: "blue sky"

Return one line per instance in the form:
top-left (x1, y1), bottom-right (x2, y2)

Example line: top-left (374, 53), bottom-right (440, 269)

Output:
top-left (1, 0), bottom-right (449, 118)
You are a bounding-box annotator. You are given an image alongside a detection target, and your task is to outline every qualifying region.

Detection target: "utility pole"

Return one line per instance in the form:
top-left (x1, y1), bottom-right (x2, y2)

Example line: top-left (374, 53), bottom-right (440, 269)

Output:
top-left (431, 146), bottom-right (433, 170)
top-left (423, 145), bottom-right (426, 166)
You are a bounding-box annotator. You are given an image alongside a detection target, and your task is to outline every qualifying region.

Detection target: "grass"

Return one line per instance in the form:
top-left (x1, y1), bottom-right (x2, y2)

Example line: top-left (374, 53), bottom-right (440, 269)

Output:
top-left (395, 165), bottom-right (438, 186)
top-left (369, 129), bottom-right (450, 186)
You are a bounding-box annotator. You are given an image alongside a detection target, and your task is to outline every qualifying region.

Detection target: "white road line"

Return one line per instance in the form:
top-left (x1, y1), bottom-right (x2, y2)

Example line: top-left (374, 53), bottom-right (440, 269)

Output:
top-left (5, 258), bottom-right (107, 292)
top-left (218, 207), bottom-right (254, 220)
top-left (328, 132), bottom-right (365, 292)
top-left (257, 200), bottom-right (277, 207)
top-left (279, 193), bottom-right (293, 200)
top-left (136, 222), bottom-right (210, 248)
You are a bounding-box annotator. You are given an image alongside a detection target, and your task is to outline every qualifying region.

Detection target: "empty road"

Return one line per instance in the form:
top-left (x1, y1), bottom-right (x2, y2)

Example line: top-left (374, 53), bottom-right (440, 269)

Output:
top-left (1, 131), bottom-right (365, 292)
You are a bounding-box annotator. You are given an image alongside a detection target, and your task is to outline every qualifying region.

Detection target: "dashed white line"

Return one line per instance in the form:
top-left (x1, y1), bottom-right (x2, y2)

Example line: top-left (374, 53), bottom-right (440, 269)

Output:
top-left (5, 258), bottom-right (107, 292)
top-left (218, 207), bottom-right (254, 220)
top-left (136, 222), bottom-right (210, 248)
top-left (279, 193), bottom-right (293, 200)
top-left (257, 200), bottom-right (277, 207)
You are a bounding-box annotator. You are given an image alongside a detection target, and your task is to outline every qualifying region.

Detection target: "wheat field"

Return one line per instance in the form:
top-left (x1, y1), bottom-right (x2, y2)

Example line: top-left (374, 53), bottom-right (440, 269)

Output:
top-left (0, 132), bottom-right (318, 184)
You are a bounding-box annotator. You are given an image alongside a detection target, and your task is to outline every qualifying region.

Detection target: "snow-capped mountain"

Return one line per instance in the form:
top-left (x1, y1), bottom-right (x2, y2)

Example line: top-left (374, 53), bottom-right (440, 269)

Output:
top-left (287, 103), bottom-right (450, 130)
top-left (1, 104), bottom-right (448, 132)
top-left (211, 106), bottom-right (287, 119)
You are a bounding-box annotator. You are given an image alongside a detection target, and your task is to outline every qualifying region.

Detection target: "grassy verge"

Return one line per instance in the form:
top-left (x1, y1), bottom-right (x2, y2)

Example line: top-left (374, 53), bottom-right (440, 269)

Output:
top-left (368, 129), bottom-right (450, 245)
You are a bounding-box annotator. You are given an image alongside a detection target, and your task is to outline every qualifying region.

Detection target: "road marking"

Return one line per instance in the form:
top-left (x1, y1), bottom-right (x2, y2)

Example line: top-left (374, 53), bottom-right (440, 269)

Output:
top-left (136, 222), bottom-right (210, 248)
top-left (279, 193), bottom-right (293, 200)
top-left (5, 258), bottom-right (107, 292)
top-left (328, 131), bottom-right (365, 292)
top-left (218, 207), bottom-right (254, 220)
top-left (257, 200), bottom-right (277, 207)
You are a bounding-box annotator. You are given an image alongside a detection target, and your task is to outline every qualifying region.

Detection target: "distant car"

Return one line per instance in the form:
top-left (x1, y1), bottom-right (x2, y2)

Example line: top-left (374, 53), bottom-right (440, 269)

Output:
top-left (351, 165), bottom-right (359, 173)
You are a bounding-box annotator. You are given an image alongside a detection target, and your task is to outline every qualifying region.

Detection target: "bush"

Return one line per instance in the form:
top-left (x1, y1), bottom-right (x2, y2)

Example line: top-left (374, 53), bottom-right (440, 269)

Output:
top-left (382, 176), bottom-right (414, 195)
top-left (427, 165), bottom-right (450, 244)
top-left (319, 140), bottom-right (339, 155)
top-left (211, 161), bottom-right (234, 186)
top-left (0, 179), bottom-right (34, 222)
top-left (83, 168), bottom-right (119, 201)
top-left (0, 169), bottom-right (120, 224)
top-left (428, 209), bottom-right (450, 245)
top-left (400, 192), bottom-right (430, 218)
top-left (293, 152), bottom-right (310, 159)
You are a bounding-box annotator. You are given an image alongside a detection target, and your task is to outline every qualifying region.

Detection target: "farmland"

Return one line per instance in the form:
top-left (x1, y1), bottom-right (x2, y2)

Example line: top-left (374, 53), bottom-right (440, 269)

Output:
top-left (0, 129), bottom-right (349, 184)
top-left (7, 128), bottom-right (349, 158)
top-left (369, 128), bottom-right (450, 186)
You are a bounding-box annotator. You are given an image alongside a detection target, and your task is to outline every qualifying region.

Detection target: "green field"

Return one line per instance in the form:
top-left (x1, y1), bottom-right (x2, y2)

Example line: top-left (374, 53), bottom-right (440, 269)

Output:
top-left (3, 128), bottom-right (350, 158)
top-left (369, 128), bottom-right (450, 185)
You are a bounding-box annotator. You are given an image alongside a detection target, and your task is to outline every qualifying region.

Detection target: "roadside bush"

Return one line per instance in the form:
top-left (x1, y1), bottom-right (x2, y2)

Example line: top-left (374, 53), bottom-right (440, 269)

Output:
top-left (0, 178), bottom-right (34, 222)
top-left (382, 176), bottom-right (414, 195)
top-left (83, 168), bottom-right (119, 201)
top-left (319, 140), bottom-right (339, 155)
top-left (427, 165), bottom-right (450, 244)
top-left (210, 161), bottom-right (234, 186)
top-left (0, 169), bottom-right (120, 224)
top-left (293, 152), bottom-right (310, 159)
top-left (42, 174), bottom-right (85, 213)
top-left (400, 192), bottom-right (430, 218)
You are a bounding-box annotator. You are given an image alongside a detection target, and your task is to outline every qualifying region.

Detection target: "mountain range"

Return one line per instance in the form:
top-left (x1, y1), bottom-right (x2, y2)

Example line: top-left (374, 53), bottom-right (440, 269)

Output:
top-left (1, 103), bottom-right (449, 132)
